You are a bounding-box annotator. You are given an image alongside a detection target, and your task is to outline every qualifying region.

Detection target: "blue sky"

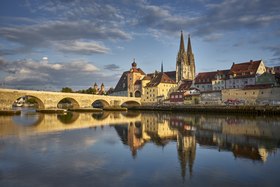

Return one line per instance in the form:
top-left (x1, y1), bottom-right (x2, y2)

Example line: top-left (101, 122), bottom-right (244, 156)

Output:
top-left (0, 0), bottom-right (279, 90)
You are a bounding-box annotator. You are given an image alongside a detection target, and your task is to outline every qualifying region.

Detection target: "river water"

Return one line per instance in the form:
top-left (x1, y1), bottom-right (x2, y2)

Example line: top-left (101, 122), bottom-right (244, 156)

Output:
top-left (0, 108), bottom-right (280, 187)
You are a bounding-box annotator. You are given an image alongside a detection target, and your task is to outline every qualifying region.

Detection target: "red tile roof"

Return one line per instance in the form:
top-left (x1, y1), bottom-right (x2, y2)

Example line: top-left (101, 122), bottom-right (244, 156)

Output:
top-left (146, 72), bottom-right (176, 87)
top-left (195, 71), bottom-right (217, 84)
top-left (178, 80), bottom-right (193, 91)
top-left (195, 69), bottom-right (229, 84)
top-left (147, 71), bottom-right (176, 82)
top-left (229, 60), bottom-right (262, 78)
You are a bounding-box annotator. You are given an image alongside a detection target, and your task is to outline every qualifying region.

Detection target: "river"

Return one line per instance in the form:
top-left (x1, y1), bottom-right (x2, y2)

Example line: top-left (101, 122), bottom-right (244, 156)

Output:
top-left (0, 108), bottom-right (280, 187)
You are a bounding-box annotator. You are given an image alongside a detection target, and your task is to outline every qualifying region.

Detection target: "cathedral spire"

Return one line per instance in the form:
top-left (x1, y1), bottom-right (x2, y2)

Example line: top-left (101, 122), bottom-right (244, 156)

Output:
top-left (187, 34), bottom-right (193, 54)
top-left (179, 31), bottom-right (185, 53)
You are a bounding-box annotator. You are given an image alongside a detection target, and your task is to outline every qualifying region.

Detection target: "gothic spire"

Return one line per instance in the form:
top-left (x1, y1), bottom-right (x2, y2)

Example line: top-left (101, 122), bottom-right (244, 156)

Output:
top-left (179, 31), bottom-right (185, 53)
top-left (187, 34), bottom-right (193, 54)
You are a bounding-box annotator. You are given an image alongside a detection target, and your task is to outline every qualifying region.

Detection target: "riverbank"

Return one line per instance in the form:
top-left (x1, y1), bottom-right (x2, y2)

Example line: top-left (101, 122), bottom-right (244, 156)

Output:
top-left (68, 108), bottom-right (103, 112)
top-left (127, 105), bottom-right (280, 115)
top-left (0, 109), bottom-right (21, 115)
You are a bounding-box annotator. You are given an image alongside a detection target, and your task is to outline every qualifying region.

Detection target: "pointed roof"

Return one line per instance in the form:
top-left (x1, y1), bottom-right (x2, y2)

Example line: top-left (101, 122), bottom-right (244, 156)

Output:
top-left (114, 71), bottom-right (129, 92)
top-left (187, 34), bottom-right (193, 54)
top-left (179, 31), bottom-right (185, 53)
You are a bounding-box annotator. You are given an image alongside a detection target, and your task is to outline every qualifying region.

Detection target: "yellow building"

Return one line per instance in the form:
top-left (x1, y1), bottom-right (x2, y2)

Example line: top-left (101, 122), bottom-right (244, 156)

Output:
top-left (141, 72), bottom-right (177, 104)
top-left (184, 94), bottom-right (200, 105)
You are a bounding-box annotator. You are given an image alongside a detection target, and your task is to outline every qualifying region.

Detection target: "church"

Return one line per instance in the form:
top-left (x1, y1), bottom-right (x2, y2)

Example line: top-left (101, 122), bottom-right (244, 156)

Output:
top-left (176, 31), bottom-right (196, 82)
top-left (111, 31), bottom-right (196, 104)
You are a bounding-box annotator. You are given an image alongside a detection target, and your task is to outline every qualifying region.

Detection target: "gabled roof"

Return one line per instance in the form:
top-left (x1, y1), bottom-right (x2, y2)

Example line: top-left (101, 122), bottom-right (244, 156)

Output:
top-left (178, 80), bottom-right (193, 91)
top-left (216, 70), bottom-right (230, 78)
top-left (114, 71), bottom-right (129, 92)
top-left (195, 71), bottom-right (218, 84)
top-left (146, 72), bottom-right (176, 87)
top-left (147, 71), bottom-right (176, 82)
top-left (142, 75), bottom-right (152, 80)
top-left (194, 69), bottom-right (229, 84)
top-left (164, 71), bottom-right (176, 81)
top-left (229, 60), bottom-right (262, 78)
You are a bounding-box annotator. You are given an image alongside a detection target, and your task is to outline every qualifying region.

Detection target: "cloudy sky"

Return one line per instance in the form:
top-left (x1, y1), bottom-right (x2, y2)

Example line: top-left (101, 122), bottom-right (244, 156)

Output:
top-left (0, 0), bottom-right (279, 90)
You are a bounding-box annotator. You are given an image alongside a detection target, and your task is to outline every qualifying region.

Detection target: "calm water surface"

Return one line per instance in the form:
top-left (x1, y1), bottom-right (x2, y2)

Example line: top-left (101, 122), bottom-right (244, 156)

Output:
top-left (0, 108), bottom-right (280, 187)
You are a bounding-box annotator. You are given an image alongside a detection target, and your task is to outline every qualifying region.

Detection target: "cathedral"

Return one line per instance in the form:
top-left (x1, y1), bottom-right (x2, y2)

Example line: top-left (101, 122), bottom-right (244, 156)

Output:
top-left (112, 31), bottom-right (196, 101)
top-left (176, 31), bottom-right (196, 82)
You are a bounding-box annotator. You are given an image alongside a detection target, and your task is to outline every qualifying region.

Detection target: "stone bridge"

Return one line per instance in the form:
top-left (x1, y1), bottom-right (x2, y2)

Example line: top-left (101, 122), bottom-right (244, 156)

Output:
top-left (0, 88), bottom-right (141, 109)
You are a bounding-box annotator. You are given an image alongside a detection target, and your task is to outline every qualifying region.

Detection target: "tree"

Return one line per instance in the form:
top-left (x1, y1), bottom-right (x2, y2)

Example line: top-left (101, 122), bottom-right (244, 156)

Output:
top-left (86, 87), bottom-right (94, 94)
top-left (61, 87), bottom-right (73, 93)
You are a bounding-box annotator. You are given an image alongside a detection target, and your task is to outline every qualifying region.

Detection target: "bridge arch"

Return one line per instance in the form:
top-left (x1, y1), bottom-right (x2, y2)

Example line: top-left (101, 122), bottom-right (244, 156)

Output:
top-left (121, 100), bottom-right (141, 107)
top-left (92, 99), bottom-right (110, 108)
top-left (13, 95), bottom-right (45, 109)
top-left (57, 97), bottom-right (80, 109)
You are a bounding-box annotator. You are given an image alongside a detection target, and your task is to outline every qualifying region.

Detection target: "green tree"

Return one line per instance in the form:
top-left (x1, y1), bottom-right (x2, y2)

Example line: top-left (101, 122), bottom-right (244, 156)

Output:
top-left (86, 87), bottom-right (94, 94)
top-left (61, 87), bottom-right (73, 93)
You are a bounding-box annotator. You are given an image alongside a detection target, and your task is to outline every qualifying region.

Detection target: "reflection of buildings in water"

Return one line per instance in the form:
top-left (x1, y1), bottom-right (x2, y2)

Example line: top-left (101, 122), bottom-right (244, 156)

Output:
top-left (170, 119), bottom-right (196, 180)
top-left (177, 131), bottom-right (196, 180)
top-left (115, 113), bottom-right (178, 157)
top-left (232, 145), bottom-right (269, 162)
top-left (114, 125), bottom-right (128, 145)
top-left (127, 122), bottom-right (145, 158)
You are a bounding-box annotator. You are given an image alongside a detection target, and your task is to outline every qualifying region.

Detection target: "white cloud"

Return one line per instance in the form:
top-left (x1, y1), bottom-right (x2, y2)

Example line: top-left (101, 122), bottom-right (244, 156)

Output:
top-left (0, 58), bottom-right (102, 90)
top-left (53, 40), bottom-right (110, 54)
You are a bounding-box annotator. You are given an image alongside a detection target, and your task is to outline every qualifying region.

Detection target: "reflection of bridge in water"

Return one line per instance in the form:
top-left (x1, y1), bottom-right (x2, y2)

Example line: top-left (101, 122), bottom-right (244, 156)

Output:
top-left (0, 111), bottom-right (141, 136)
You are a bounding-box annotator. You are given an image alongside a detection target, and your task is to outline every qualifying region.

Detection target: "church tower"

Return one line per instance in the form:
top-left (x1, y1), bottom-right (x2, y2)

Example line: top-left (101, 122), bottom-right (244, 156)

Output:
top-left (176, 31), bottom-right (196, 82)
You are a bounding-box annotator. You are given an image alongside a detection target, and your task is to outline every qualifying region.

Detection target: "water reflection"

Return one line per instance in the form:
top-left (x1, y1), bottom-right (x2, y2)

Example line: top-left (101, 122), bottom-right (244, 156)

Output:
top-left (0, 110), bottom-right (280, 183)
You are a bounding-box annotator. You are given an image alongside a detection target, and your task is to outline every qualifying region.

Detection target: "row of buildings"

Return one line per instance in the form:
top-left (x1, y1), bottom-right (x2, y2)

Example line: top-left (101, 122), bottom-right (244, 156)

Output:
top-left (111, 31), bottom-right (280, 105)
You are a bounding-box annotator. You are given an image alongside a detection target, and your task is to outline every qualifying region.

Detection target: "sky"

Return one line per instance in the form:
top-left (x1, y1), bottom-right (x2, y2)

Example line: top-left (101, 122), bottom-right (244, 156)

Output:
top-left (0, 0), bottom-right (280, 91)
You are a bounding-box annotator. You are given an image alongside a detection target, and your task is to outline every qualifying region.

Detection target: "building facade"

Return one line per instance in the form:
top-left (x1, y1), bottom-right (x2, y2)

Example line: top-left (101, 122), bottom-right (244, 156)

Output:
top-left (226, 60), bottom-right (266, 89)
top-left (141, 72), bottom-right (177, 104)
